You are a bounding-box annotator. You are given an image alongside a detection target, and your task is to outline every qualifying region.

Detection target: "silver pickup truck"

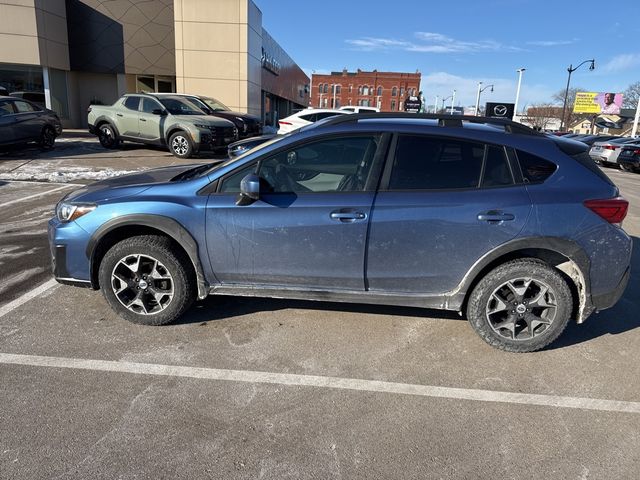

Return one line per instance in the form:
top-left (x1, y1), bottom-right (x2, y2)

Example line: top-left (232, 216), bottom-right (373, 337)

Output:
top-left (88, 93), bottom-right (238, 158)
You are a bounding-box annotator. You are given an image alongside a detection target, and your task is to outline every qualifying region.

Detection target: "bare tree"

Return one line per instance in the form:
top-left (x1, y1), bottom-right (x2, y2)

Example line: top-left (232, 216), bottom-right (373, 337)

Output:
top-left (521, 105), bottom-right (563, 131)
top-left (623, 81), bottom-right (640, 109)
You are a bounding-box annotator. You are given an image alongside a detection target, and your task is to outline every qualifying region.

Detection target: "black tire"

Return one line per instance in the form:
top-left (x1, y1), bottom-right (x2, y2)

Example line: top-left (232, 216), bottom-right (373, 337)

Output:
top-left (98, 123), bottom-right (120, 149)
top-left (466, 259), bottom-right (572, 352)
top-left (620, 163), bottom-right (633, 172)
top-left (169, 131), bottom-right (194, 159)
top-left (98, 235), bottom-right (196, 325)
top-left (38, 125), bottom-right (56, 149)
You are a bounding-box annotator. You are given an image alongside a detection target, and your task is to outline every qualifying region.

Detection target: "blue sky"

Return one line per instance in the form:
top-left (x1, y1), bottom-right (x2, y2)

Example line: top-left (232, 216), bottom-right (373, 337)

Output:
top-left (255, 0), bottom-right (640, 110)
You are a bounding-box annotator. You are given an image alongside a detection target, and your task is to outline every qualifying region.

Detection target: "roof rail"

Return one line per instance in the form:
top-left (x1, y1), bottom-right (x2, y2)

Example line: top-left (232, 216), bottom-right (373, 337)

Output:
top-left (317, 112), bottom-right (542, 136)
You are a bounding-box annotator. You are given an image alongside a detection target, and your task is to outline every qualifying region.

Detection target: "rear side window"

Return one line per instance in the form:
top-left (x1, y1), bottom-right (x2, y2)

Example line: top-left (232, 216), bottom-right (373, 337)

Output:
top-left (124, 96), bottom-right (140, 111)
top-left (516, 150), bottom-right (557, 183)
top-left (13, 100), bottom-right (37, 113)
top-left (388, 136), bottom-right (486, 190)
top-left (0, 101), bottom-right (14, 116)
top-left (298, 113), bottom-right (317, 122)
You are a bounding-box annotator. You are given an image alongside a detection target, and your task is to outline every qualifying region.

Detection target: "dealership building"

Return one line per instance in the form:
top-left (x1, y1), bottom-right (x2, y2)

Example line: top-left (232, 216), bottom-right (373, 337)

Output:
top-left (0, 0), bottom-right (310, 128)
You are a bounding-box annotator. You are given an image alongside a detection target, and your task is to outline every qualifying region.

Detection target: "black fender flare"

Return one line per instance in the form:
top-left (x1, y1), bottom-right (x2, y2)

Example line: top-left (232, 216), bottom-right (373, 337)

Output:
top-left (449, 236), bottom-right (592, 313)
top-left (86, 214), bottom-right (209, 299)
top-left (92, 116), bottom-right (122, 138)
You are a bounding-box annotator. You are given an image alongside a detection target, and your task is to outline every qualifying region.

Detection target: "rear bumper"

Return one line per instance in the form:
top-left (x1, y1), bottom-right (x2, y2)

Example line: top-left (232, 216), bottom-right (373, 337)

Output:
top-left (592, 267), bottom-right (630, 311)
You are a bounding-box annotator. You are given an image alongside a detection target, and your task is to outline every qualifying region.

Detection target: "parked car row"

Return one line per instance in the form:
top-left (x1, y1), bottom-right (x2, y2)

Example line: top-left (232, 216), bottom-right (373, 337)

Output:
top-left (0, 95), bottom-right (62, 149)
top-left (581, 135), bottom-right (640, 172)
top-left (87, 93), bottom-right (263, 159)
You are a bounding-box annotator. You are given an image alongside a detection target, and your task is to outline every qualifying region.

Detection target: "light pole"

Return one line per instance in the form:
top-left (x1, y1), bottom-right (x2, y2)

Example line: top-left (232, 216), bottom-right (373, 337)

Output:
top-left (451, 89), bottom-right (456, 114)
top-left (560, 59), bottom-right (595, 131)
top-left (514, 68), bottom-right (525, 118)
top-left (434, 95), bottom-right (439, 113)
top-left (474, 83), bottom-right (494, 116)
top-left (442, 93), bottom-right (454, 113)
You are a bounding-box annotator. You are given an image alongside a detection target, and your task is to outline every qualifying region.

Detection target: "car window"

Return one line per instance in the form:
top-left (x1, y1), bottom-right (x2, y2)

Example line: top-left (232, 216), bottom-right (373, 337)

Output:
top-left (257, 136), bottom-right (379, 193)
top-left (0, 101), bottom-right (14, 116)
top-left (298, 113), bottom-right (317, 122)
top-left (388, 136), bottom-right (485, 190)
top-left (315, 112), bottom-right (344, 121)
top-left (13, 100), bottom-right (37, 113)
top-left (219, 164), bottom-right (258, 193)
top-left (481, 146), bottom-right (513, 187)
top-left (124, 96), bottom-right (140, 111)
top-left (516, 150), bottom-right (557, 183)
top-left (141, 98), bottom-right (161, 113)
top-left (158, 98), bottom-right (203, 115)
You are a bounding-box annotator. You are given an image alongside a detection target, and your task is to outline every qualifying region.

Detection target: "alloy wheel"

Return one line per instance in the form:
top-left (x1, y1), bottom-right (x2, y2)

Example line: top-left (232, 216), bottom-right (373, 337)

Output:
top-left (111, 254), bottom-right (174, 315)
top-left (42, 127), bottom-right (55, 148)
top-left (172, 136), bottom-right (189, 156)
top-left (100, 126), bottom-right (114, 147)
top-left (485, 277), bottom-right (557, 341)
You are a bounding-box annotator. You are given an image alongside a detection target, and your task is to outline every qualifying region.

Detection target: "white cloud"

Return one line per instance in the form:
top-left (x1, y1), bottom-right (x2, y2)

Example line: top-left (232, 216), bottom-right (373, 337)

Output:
top-left (346, 32), bottom-right (521, 53)
top-left (600, 53), bottom-right (640, 73)
top-left (526, 39), bottom-right (578, 47)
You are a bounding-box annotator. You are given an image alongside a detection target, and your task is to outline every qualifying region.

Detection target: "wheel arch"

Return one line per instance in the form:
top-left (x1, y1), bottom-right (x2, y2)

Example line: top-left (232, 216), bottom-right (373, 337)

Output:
top-left (86, 215), bottom-right (208, 299)
top-left (453, 237), bottom-right (593, 323)
top-left (94, 117), bottom-right (121, 137)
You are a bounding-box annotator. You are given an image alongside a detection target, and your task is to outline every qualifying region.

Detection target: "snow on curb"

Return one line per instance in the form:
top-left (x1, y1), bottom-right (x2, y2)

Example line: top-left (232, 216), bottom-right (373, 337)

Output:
top-left (0, 166), bottom-right (140, 183)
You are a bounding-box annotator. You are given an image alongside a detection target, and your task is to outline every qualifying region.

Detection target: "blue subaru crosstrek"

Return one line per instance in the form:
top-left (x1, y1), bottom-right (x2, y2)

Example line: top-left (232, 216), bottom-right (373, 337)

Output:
top-left (48, 114), bottom-right (631, 352)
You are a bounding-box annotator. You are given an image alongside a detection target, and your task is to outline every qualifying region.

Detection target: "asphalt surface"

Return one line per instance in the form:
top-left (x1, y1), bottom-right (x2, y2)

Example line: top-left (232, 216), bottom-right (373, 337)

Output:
top-left (0, 137), bottom-right (639, 479)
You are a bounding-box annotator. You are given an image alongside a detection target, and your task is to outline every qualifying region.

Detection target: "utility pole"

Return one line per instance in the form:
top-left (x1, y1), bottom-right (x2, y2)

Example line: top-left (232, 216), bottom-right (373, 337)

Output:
top-left (514, 68), bottom-right (525, 120)
top-left (633, 96), bottom-right (640, 137)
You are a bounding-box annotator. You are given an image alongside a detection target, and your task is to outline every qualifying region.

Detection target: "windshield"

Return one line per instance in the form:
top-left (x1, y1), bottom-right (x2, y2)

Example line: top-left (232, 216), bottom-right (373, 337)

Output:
top-left (158, 97), bottom-right (204, 115)
top-left (202, 135), bottom-right (288, 177)
top-left (201, 97), bottom-right (230, 112)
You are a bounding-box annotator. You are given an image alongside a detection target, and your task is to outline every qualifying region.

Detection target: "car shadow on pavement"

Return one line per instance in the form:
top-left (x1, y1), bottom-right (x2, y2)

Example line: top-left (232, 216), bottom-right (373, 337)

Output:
top-left (177, 295), bottom-right (461, 326)
top-left (549, 235), bottom-right (640, 349)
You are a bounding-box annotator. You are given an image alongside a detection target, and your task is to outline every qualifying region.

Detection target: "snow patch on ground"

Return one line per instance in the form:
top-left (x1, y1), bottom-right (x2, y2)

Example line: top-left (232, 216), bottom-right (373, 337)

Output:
top-left (0, 165), bottom-right (140, 183)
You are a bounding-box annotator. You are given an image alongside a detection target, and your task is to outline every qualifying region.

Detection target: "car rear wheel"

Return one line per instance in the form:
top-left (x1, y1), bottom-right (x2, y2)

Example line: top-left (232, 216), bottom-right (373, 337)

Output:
top-left (169, 131), bottom-right (194, 159)
top-left (38, 125), bottom-right (56, 149)
top-left (98, 235), bottom-right (196, 325)
top-left (466, 259), bottom-right (572, 352)
top-left (620, 163), bottom-right (633, 172)
top-left (98, 123), bottom-right (119, 149)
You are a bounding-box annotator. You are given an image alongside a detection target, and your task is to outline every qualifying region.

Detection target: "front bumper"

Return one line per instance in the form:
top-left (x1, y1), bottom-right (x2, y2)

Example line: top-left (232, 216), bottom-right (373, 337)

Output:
top-left (48, 218), bottom-right (93, 288)
top-left (197, 126), bottom-right (239, 151)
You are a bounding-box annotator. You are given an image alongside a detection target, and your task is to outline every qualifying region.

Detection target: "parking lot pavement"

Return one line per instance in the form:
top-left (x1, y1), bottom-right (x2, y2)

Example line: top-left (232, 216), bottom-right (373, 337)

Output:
top-left (0, 146), bottom-right (639, 478)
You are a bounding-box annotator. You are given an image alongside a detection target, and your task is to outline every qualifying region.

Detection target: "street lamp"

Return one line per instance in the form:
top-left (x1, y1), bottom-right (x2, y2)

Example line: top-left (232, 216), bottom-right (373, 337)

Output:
top-left (560, 59), bottom-right (595, 131)
top-left (441, 90), bottom-right (456, 114)
top-left (514, 68), bottom-right (525, 119)
top-left (474, 82), bottom-right (494, 116)
top-left (434, 95), bottom-right (439, 113)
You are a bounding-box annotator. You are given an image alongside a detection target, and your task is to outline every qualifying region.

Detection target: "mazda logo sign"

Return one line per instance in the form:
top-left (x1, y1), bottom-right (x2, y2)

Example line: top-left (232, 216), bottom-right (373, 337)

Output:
top-left (493, 105), bottom-right (508, 116)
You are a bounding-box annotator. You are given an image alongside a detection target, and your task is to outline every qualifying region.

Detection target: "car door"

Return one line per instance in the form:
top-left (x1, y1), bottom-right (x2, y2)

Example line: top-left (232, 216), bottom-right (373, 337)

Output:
top-left (138, 97), bottom-right (164, 142)
top-left (11, 100), bottom-right (42, 142)
top-left (0, 100), bottom-right (16, 144)
top-left (204, 134), bottom-right (387, 290)
top-left (119, 96), bottom-right (142, 137)
top-left (366, 134), bottom-right (532, 294)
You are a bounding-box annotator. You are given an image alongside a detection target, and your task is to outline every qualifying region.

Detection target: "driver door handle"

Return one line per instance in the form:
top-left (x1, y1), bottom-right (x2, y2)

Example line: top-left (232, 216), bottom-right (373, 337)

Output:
top-left (140, 118), bottom-right (146, 122)
top-left (477, 211), bottom-right (515, 222)
top-left (330, 210), bottom-right (367, 223)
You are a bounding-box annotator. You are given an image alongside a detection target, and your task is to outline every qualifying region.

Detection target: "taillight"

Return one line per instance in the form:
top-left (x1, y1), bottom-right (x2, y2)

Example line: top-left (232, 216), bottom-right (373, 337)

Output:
top-left (278, 121), bottom-right (292, 126)
top-left (584, 197), bottom-right (629, 225)
top-left (603, 145), bottom-right (618, 150)
top-left (633, 149), bottom-right (640, 155)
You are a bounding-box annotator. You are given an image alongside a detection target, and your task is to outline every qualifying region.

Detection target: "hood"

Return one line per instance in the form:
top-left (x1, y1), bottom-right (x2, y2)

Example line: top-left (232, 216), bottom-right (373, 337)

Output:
top-left (210, 110), bottom-right (261, 123)
top-left (64, 163), bottom-right (204, 203)
top-left (173, 114), bottom-right (235, 126)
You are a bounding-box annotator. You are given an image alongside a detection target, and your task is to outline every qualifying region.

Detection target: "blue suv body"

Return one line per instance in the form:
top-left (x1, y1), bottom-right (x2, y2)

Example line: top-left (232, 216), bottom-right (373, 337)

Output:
top-left (48, 114), bottom-right (631, 352)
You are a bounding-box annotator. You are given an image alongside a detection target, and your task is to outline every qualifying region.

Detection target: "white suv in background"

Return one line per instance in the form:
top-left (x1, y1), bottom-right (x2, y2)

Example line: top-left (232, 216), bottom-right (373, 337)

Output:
top-left (340, 106), bottom-right (380, 113)
top-left (277, 108), bottom-right (351, 134)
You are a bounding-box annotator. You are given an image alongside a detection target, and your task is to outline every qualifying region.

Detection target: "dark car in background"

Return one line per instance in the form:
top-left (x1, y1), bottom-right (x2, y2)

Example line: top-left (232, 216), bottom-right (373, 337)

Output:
top-left (227, 134), bottom-right (278, 158)
top-left (618, 144), bottom-right (640, 172)
top-left (10, 91), bottom-right (46, 107)
top-left (589, 137), bottom-right (639, 167)
top-left (156, 93), bottom-right (263, 139)
top-left (0, 95), bottom-right (62, 149)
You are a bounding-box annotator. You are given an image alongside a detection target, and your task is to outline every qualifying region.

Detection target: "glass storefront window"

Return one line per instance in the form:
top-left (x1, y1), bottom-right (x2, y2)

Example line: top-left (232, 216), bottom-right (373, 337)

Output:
top-left (136, 75), bottom-right (155, 93)
top-left (49, 68), bottom-right (69, 118)
top-left (0, 63), bottom-right (44, 96)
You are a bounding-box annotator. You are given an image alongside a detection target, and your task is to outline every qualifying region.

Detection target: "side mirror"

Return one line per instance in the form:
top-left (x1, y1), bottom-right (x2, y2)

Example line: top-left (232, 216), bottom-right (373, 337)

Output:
top-left (236, 173), bottom-right (260, 205)
top-left (152, 108), bottom-right (167, 116)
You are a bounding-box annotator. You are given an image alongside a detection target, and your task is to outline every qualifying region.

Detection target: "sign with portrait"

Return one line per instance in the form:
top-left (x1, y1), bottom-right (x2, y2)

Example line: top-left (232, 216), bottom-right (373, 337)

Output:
top-left (573, 92), bottom-right (623, 115)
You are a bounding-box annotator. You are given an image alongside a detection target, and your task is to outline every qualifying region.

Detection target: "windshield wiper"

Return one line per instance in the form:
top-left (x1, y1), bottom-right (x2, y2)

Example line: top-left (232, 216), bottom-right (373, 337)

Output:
top-left (171, 163), bottom-right (219, 181)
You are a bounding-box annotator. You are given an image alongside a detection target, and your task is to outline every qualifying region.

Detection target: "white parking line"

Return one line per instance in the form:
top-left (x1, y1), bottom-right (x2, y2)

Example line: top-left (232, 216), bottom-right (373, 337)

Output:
top-left (0, 184), bottom-right (74, 208)
top-left (0, 279), bottom-right (58, 319)
top-left (1, 352), bottom-right (639, 414)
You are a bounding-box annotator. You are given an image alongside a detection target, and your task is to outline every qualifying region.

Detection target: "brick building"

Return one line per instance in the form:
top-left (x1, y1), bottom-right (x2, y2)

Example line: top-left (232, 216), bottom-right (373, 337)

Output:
top-left (311, 69), bottom-right (421, 112)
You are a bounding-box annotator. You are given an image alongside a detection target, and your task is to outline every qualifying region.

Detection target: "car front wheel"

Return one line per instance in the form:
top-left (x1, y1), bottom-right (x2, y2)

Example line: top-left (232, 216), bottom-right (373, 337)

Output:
top-left (98, 235), bottom-right (196, 325)
top-left (466, 259), bottom-right (572, 352)
top-left (169, 131), bottom-right (194, 159)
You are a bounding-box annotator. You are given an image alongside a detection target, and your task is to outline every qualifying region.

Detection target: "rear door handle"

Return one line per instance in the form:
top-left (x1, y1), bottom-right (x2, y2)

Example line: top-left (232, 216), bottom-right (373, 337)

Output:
top-left (330, 210), bottom-right (367, 223)
top-left (477, 211), bottom-right (515, 222)
top-left (116, 113), bottom-right (123, 117)
top-left (140, 118), bottom-right (146, 122)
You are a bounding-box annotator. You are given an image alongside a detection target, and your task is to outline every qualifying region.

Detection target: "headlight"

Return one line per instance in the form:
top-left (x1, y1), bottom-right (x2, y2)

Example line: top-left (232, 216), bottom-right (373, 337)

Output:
top-left (56, 203), bottom-right (96, 222)
top-left (193, 124), bottom-right (211, 129)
